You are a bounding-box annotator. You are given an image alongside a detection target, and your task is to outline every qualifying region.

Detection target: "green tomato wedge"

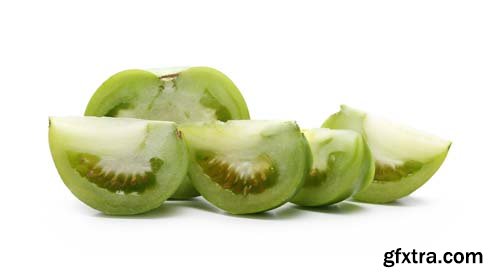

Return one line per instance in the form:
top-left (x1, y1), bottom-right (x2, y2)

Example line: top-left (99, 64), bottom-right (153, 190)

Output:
top-left (180, 120), bottom-right (311, 214)
top-left (322, 105), bottom-right (451, 203)
top-left (85, 66), bottom-right (250, 199)
top-left (291, 128), bottom-right (375, 207)
top-left (49, 117), bottom-right (189, 215)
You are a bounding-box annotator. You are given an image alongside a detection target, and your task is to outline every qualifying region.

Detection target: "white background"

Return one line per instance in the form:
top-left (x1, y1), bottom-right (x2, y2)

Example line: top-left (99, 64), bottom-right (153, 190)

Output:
top-left (1, 0), bottom-right (499, 279)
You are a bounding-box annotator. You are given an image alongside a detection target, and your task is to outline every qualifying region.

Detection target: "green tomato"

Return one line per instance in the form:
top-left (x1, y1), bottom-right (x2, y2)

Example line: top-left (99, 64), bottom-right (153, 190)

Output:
top-left (323, 105), bottom-right (451, 203)
top-left (180, 120), bottom-right (311, 214)
top-left (49, 117), bottom-right (189, 215)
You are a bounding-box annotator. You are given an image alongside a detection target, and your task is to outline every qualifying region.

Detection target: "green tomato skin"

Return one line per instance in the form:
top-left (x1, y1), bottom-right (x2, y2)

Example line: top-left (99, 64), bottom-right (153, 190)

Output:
top-left (168, 177), bottom-right (200, 200)
top-left (322, 105), bottom-right (451, 204)
top-left (291, 129), bottom-right (375, 207)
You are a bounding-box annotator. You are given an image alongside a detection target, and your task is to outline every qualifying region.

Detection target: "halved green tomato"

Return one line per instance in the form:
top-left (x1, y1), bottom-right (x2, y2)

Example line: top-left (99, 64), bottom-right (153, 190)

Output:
top-left (49, 117), bottom-right (189, 215)
top-left (322, 105), bottom-right (451, 203)
top-left (84, 66), bottom-right (250, 199)
top-left (180, 120), bottom-right (311, 214)
top-left (291, 128), bottom-right (375, 206)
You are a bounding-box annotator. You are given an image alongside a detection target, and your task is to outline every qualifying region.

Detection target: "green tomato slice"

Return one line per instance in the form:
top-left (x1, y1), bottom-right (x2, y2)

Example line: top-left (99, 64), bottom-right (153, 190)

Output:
top-left (291, 128), bottom-right (375, 206)
top-left (49, 117), bottom-right (189, 215)
top-left (322, 105), bottom-right (451, 203)
top-left (180, 120), bottom-right (311, 214)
